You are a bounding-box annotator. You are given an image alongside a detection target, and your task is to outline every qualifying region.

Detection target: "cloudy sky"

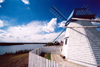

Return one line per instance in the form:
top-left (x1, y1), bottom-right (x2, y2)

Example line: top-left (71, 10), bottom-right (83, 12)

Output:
top-left (0, 0), bottom-right (100, 42)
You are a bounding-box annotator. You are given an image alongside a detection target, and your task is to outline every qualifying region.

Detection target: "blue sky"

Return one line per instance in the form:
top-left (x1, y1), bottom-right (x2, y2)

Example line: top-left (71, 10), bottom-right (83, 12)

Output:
top-left (0, 0), bottom-right (100, 42)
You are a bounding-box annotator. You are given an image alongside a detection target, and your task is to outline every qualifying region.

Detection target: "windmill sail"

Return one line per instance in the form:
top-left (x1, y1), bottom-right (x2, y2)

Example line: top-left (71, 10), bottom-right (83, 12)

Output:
top-left (50, 6), bottom-right (67, 21)
top-left (53, 28), bottom-right (66, 42)
top-left (50, 6), bottom-right (70, 42)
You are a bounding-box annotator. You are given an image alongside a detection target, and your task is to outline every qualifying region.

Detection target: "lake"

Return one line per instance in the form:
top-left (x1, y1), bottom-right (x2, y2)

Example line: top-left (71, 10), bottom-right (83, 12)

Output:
top-left (0, 44), bottom-right (44, 55)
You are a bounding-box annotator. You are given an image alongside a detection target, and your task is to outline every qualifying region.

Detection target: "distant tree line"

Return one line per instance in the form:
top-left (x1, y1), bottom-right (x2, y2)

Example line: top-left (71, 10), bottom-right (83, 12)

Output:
top-left (45, 41), bottom-right (63, 46)
top-left (0, 42), bottom-right (47, 46)
top-left (3, 49), bottom-right (33, 55)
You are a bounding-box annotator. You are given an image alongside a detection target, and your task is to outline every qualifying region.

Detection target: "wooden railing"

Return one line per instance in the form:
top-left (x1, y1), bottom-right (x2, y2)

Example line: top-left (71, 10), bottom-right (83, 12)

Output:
top-left (28, 46), bottom-right (65, 67)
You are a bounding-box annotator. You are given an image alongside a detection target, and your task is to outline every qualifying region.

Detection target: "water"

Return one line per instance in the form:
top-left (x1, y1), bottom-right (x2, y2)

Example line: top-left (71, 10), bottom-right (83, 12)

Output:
top-left (0, 44), bottom-right (44, 55)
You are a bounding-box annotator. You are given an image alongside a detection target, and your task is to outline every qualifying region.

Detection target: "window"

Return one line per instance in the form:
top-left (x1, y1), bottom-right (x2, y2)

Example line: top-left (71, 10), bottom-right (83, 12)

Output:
top-left (64, 37), bottom-right (69, 45)
top-left (65, 39), bottom-right (67, 45)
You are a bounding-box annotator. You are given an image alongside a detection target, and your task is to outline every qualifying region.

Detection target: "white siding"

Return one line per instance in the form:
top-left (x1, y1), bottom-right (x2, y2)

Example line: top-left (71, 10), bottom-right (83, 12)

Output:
top-left (62, 19), bottom-right (100, 67)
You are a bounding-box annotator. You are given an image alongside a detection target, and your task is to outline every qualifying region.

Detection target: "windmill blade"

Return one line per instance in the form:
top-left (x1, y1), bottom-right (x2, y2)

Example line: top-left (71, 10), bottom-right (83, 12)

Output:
top-left (53, 28), bottom-right (66, 42)
top-left (50, 6), bottom-right (67, 21)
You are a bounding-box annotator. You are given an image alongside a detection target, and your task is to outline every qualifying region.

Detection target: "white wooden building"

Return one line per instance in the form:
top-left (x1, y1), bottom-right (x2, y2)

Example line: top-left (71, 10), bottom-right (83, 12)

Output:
top-left (62, 7), bottom-right (100, 67)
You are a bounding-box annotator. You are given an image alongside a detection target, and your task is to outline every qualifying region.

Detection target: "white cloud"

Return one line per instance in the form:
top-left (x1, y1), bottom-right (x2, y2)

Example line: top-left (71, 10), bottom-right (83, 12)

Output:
top-left (0, 29), bottom-right (6, 33)
top-left (0, 19), bottom-right (65, 42)
top-left (22, 0), bottom-right (29, 4)
top-left (43, 18), bottom-right (57, 33)
top-left (58, 21), bottom-right (66, 28)
top-left (0, 20), bottom-right (4, 27)
top-left (0, 0), bottom-right (4, 3)
top-left (0, 21), bottom-right (44, 42)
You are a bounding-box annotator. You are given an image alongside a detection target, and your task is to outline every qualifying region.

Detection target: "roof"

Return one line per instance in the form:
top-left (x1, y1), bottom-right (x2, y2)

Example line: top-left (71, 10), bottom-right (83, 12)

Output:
top-left (65, 8), bottom-right (96, 26)
top-left (73, 8), bottom-right (95, 19)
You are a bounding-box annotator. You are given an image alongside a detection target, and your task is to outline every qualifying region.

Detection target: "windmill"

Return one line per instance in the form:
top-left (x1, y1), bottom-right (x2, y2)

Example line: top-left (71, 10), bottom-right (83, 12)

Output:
top-left (50, 5), bottom-right (100, 67)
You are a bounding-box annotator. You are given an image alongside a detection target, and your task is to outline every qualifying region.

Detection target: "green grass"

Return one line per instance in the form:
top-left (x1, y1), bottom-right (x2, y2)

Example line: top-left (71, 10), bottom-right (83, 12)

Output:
top-left (45, 53), bottom-right (51, 60)
top-left (40, 52), bottom-right (51, 60)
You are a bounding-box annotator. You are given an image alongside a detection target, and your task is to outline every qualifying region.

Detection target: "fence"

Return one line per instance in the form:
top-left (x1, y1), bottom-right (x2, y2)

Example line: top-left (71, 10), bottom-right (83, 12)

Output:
top-left (28, 46), bottom-right (65, 67)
